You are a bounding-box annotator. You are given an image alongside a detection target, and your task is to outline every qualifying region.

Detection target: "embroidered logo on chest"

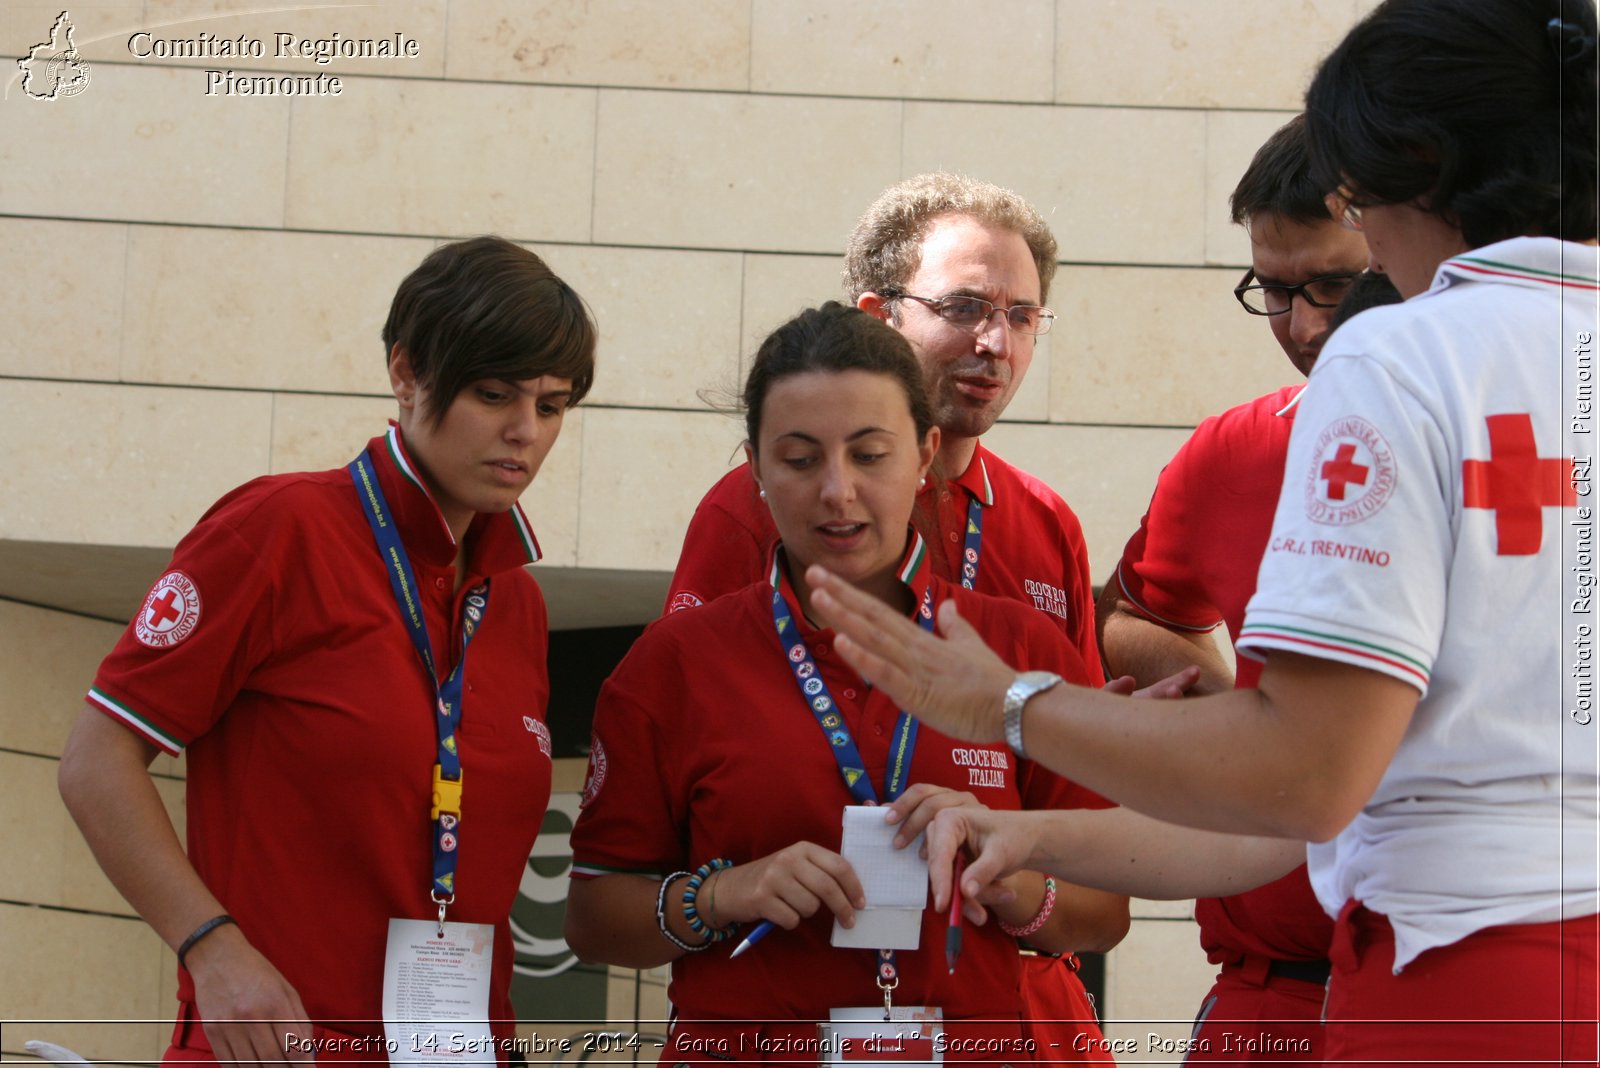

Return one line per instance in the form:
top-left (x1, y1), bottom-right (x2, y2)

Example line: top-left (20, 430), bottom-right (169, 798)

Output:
top-left (135, 571), bottom-right (203, 649)
top-left (1022, 579), bottom-right (1070, 620)
top-left (524, 716), bottom-right (552, 758)
top-left (951, 747), bottom-right (1010, 789)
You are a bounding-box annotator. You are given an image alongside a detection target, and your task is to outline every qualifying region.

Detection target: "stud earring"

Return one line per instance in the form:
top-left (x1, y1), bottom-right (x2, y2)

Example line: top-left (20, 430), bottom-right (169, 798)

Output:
top-left (918, 477), bottom-right (927, 489)
top-left (758, 488), bottom-right (767, 500)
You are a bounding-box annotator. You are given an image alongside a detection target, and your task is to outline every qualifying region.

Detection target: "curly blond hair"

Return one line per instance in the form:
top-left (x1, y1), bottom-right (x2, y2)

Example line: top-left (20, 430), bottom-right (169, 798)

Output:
top-left (842, 172), bottom-right (1058, 305)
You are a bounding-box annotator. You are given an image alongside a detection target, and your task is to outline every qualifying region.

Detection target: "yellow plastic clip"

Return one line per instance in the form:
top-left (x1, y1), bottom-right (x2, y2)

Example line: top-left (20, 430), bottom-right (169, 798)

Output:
top-left (431, 764), bottom-right (463, 821)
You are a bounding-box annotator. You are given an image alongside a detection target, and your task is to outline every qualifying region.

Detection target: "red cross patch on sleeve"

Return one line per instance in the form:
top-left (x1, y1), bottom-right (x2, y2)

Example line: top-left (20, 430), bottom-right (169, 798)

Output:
top-left (1304, 417), bottom-right (1397, 526)
top-left (134, 570), bottom-right (203, 649)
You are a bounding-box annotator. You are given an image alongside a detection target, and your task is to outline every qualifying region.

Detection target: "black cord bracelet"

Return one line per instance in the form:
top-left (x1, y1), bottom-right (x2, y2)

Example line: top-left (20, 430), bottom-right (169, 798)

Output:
top-left (177, 914), bottom-right (237, 969)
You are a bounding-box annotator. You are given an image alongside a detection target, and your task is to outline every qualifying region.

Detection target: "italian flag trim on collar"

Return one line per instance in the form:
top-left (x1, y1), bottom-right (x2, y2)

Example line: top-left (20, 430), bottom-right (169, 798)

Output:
top-left (897, 530), bottom-right (929, 584)
top-left (384, 424), bottom-right (432, 499)
top-left (1447, 255), bottom-right (1600, 291)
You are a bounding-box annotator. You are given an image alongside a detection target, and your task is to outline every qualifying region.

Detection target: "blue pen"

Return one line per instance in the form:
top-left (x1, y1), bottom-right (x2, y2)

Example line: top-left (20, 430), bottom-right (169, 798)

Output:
top-left (729, 920), bottom-right (776, 958)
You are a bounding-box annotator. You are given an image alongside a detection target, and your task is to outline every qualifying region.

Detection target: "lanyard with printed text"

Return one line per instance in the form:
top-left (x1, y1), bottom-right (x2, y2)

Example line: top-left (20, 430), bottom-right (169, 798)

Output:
top-left (348, 450), bottom-right (489, 929)
top-left (770, 553), bottom-right (937, 1006)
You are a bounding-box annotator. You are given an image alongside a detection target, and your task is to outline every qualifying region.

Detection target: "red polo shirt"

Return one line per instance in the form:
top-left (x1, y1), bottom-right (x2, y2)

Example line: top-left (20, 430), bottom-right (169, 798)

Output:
top-left (665, 444), bottom-right (1101, 676)
top-left (574, 534), bottom-right (1102, 1032)
top-left (88, 425), bottom-right (553, 1053)
top-left (1112, 386), bottom-right (1332, 965)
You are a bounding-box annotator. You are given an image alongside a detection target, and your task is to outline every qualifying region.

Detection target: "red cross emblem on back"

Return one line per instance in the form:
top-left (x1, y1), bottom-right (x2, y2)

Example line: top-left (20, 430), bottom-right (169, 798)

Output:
top-left (1320, 443), bottom-right (1370, 500)
top-left (1462, 413), bottom-right (1576, 555)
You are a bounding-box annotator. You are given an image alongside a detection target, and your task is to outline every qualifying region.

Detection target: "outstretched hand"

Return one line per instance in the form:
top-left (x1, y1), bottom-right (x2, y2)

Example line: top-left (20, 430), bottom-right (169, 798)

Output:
top-left (808, 565), bottom-right (1015, 744)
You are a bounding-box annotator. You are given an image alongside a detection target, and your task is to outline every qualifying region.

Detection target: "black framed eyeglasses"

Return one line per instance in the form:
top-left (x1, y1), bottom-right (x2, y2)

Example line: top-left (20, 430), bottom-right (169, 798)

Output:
top-left (888, 292), bottom-right (1055, 336)
top-left (1233, 269), bottom-right (1361, 316)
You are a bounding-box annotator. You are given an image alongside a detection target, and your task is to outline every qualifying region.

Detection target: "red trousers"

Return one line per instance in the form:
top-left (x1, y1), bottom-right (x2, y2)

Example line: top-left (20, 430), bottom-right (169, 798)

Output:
top-left (1185, 957), bottom-right (1327, 1062)
top-left (1324, 903), bottom-right (1598, 1067)
top-left (1017, 953), bottom-right (1115, 1064)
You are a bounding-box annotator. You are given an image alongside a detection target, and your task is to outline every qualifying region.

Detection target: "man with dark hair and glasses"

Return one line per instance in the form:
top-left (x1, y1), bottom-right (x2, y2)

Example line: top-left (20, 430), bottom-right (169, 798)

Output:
top-left (1090, 117), bottom-right (1381, 1063)
top-left (663, 173), bottom-right (1128, 1062)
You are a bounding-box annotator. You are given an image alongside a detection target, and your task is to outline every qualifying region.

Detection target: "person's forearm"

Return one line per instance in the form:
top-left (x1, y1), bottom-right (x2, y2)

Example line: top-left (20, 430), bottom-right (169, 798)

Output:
top-left (58, 708), bottom-right (231, 950)
top-left (1026, 807), bottom-right (1305, 900)
top-left (1096, 587), bottom-right (1233, 694)
top-left (1018, 654), bottom-right (1412, 841)
top-left (565, 873), bottom-right (695, 969)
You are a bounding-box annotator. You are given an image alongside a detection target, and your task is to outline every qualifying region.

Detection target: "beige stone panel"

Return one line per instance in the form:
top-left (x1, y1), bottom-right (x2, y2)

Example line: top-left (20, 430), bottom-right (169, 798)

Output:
top-left (901, 102), bottom-right (1208, 266)
top-left (0, 903), bottom-right (169, 1059)
top-left (1054, 0), bottom-right (1361, 109)
top-left (285, 81), bottom-right (597, 242)
top-left (751, 0), bottom-right (1053, 102)
top-left (0, 66), bottom-right (289, 228)
top-left (123, 228), bottom-right (430, 392)
top-left (0, 380), bottom-right (272, 547)
top-left (980, 422), bottom-right (1192, 582)
top-left (0, 3), bottom-right (148, 66)
top-left (0, 219), bottom-right (127, 380)
top-left (522, 406), bottom-right (584, 569)
top-left (1050, 265), bottom-right (1300, 428)
top-left (575, 408), bottom-right (746, 572)
top-left (1204, 111), bottom-right (1300, 267)
top-left (130, 1), bottom-right (448, 78)
top-left (740, 254), bottom-right (851, 387)
top-left (1133, 896), bottom-right (1198, 921)
top-left (0, 753), bottom-right (71, 908)
top-left (269, 394), bottom-right (396, 475)
top-left (532, 244), bottom-right (744, 411)
top-left (1103, 917), bottom-right (1217, 1065)
top-left (445, 0), bottom-right (750, 90)
top-left (593, 90), bottom-right (902, 254)
top-left (0, 601), bottom-right (123, 758)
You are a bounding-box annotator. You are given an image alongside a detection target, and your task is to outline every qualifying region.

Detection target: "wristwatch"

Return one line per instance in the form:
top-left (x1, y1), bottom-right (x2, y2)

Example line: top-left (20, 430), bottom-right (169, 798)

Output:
top-left (1003, 671), bottom-right (1062, 759)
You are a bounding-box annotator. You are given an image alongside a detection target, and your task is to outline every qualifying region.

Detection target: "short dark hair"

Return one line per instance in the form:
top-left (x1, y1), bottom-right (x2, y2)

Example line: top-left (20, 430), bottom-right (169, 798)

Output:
top-left (382, 236), bottom-right (597, 424)
top-left (744, 303), bottom-right (934, 449)
top-left (842, 173), bottom-right (1059, 306)
top-left (1328, 271), bottom-right (1405, 333)
top-left (1229, 115), bottom-right (1333, 228)
top-left (1305, 0), bottom-right (1599, 247)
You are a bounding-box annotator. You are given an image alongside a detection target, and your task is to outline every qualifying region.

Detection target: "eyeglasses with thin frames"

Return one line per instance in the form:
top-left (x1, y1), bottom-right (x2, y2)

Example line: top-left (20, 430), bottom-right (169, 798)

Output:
top-left (888, 292), bottom-right (1055, 336)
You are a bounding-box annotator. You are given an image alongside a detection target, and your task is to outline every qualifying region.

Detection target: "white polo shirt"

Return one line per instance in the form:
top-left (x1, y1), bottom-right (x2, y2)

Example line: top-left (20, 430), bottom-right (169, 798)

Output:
top-left (1240, 237), bottom-right (1600, 970)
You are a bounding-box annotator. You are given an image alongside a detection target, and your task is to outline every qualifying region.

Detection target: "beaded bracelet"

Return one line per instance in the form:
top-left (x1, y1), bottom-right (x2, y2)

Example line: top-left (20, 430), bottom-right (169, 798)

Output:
top-left (682, 859), bottom-right (739, 944)
top-left (655, 872), bottom-right (707, 953)
top-left (1000, 876), bottom-right (1057, 938)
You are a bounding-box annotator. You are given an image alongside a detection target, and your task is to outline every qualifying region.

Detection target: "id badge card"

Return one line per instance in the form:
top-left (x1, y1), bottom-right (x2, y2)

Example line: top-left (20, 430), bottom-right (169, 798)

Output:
top-left (382, 918), bottom-right (497, 1065)
top-left (820, 1007), bottom-right (943, 1066)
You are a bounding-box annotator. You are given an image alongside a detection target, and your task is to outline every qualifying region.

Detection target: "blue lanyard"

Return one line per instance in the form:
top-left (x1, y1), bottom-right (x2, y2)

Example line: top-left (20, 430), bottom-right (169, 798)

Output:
top-left (959, 496), bottom-right (983, 590)
top-left (770, 550), bottom-right (938, 997)
top-left (769, 557), bottom-right (937, 804)
top-left (348, 450), bottom-right (488, 917)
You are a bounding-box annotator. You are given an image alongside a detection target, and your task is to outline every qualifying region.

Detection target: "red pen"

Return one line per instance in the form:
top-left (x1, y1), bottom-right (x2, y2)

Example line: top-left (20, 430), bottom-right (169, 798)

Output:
top-left (945, 854), bottom-right (965, 974)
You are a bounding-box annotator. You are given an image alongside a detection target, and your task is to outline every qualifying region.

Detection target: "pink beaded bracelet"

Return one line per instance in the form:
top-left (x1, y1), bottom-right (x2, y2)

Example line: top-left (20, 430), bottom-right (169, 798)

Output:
top-left (999, 876), bottom-right (1056, 938)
